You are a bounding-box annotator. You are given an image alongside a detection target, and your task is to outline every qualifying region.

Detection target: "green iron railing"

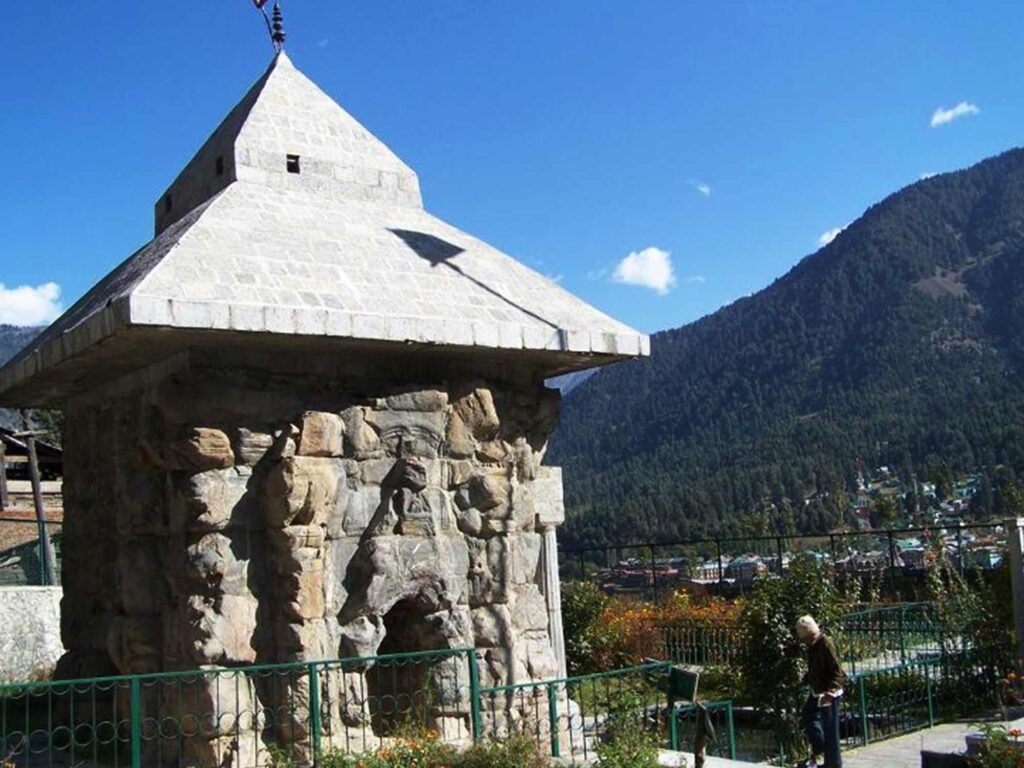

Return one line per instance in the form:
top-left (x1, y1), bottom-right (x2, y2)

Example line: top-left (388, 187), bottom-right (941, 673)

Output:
top-left (669, 699), bottom-right (736, 760)
top-left (478, 660), bottom-right (674, 763)
top-left (0, 647), bottom-right (478, 768)
top-left (0, 516), bottom-right (62, 586)
top-left (653, 620), bottom-right (744, 666)
top-left (648, 602), bottom-right (946, 676)
top-left (840, 602), bottom-right (944, 675)
top-left (841, 644), bottom-right (1007, 747)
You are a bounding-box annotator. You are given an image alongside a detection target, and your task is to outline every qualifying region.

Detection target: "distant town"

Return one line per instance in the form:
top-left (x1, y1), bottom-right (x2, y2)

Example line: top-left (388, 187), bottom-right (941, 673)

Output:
top-left (585, 465), bottom-right (1010, 595)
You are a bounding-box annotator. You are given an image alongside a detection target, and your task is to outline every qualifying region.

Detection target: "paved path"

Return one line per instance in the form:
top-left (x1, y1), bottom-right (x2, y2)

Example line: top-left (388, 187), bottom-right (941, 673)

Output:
top-left (658, 749), bottom-right (772, 766)
top-left (841, 714), bottom-right (1024, 768)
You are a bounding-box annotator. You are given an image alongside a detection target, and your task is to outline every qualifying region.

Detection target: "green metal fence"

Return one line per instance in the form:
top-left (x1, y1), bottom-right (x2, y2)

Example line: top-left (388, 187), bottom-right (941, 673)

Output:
top-left (0, 517), bottom-right (62, 586)
top-left (1, 652), bottom-right (737, 767)
top-left (668, 699), bottom-right (736, 760)
top-left (478, 660), bottom-right (676, 763)
top-left (654, 620), bottom-right (744, 666)
top-left (653, 603), bottom-right (945, 674)
top-left (839, 644), bottom-right (1007, 748)
top-left (0, 648), bottom-right (476, 768)
top-left (840, 602), bottom-right (944, 674)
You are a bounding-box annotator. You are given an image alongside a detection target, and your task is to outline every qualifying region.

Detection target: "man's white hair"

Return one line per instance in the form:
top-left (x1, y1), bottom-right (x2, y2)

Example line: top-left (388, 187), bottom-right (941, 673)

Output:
top-left (795, 615), bottom-right (820, 637)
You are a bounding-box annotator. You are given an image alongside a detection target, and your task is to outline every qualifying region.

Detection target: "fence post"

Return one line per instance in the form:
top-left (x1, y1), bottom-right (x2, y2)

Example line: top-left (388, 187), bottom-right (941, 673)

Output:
top-left (898, 606), bottom-right (906, 665)
top-left (308, 663), bottom-right (321, 765)
top-left (716, 539), bottom-right (724, 593)
top-left (24, 434), bottom-right (57, 586)
top-left (887, 530), bottom-right (897, 598)
top-left (926, 667), bottom-right (935, 727)
top-left (726, 701), bottom-right (737, 761)
top-left (858, 675), bottom-right (869, 747)
top-left (469, 650), bottom-right (483, 741)
top-left (547, 683), bottom-right (560, 758)
top-left (130, 676), bottom-right (142, 768)
top-left (0, 440), bottom-right (7, 511)
top-left (1008, 518), bottom-right (1024, 673)
top-left (775, 536), bottom-right (784, 575)
top-left (669, 704), bottom-right (679, 751)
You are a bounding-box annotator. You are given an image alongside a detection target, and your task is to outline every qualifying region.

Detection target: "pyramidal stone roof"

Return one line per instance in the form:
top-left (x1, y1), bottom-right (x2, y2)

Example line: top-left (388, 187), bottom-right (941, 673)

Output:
top-left (0, 53), bottom-right (648, 405)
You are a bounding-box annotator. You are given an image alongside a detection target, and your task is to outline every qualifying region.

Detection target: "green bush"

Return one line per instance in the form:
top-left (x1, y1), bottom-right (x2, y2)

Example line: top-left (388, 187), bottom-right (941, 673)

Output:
top-left (562, 581), bottom-right (614, 674)
top-left (594, 691), bottom-right (661, 768)
top-left (317, 734), bottom-right (547, 768)
top-left (737, 554), bottom-right (843, 756)
top-left (458, 735), bottom-right (548, 768)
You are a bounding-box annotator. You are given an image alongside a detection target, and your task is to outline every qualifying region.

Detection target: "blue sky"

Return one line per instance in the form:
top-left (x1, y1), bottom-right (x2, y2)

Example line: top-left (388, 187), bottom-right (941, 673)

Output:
top-left (2, 1), bottom-right (1022, 334)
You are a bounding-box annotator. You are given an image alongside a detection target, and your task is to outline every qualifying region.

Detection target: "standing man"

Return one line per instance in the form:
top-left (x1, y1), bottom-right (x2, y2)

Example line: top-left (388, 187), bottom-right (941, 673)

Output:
top-left (795, 615), bottom-right (845, 768)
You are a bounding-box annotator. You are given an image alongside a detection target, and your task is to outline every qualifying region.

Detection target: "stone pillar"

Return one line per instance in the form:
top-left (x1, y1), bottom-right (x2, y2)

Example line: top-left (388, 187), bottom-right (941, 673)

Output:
top-left (1008, 517), bottom-right (1024, 671)
top-left (535, 467), bottom-right (567, 678)
top-left (541, 525), bottom-right (567, 678)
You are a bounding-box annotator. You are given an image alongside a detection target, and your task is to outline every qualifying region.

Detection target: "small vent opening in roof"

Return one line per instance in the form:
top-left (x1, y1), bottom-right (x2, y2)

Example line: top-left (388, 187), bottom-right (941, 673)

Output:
top-left (286, 154), bottom-right (301, 174)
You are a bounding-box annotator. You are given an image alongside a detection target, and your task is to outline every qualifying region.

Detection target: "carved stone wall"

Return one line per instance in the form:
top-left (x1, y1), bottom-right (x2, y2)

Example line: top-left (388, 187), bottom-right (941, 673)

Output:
top-left (56, 348), bottom-right (566, 758)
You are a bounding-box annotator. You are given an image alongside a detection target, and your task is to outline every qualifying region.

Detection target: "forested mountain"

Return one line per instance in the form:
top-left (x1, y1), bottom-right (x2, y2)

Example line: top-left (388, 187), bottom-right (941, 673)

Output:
top-left (0, 325), bottom-right (43, 433)
top-left (549, 148), bottom-right (1024, 550)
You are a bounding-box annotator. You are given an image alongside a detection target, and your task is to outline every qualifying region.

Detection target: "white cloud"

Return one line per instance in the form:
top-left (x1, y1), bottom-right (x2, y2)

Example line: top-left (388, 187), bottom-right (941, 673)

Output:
top-left (817, 222), bottom-right (851, 248)
top-left (613, 247), bottom-right (676, 295)
top-left (686, 275), bottom-right (707, 284)
top-left (586, 267), bottom-right (609, 281)
top-left (930, 102), bottom-right (979, 127)
top-left (919, 171), bottom-right (938, 180)
top-left (0, 282), bottom-right (62, 326)
top-left (546, 273), bottom-right (564, 284)
top-left (689, 179), bottom-right (712, 197)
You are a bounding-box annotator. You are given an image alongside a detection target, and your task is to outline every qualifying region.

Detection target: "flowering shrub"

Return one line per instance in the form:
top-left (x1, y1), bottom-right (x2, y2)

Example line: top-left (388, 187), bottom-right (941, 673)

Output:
top-left (563, 581), bottom-right (743, 673)
top-left (601, 590), bottom-right (743, 666)
top-left (969, 724), bottom-right (1024, 768)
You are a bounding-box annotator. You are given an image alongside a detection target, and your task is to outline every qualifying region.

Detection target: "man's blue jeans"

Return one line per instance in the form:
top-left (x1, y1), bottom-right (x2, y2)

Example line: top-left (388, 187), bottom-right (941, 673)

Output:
top-left (802, 695), bottom-right (842, 767)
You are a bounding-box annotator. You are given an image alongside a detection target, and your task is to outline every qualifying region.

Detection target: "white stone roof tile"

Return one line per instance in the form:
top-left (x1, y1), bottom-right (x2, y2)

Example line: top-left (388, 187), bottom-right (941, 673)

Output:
top-left (1, 51), bottom-right (648, 403)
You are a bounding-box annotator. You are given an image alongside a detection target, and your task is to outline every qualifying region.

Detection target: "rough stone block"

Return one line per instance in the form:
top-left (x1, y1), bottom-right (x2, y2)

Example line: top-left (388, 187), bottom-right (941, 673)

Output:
top-left (453, 388), bottom-right (500, 440)
top-left (340, 406), bottom-right (381, 457)
top-left (533, 467), bottom-right (565, 526)
top-left (325, 538), bottom-right (359, 616)
top-left (509, 533), bottom-right (541, 585)
top-left (234, 428), bottom-right (275, 465)
top-left (332, 486), bottom-right (381, 538)
top-left (383, 389), bottom-right (448, 412)
top-left (168, 428), bottom-right (235, 471)
top-left (186, 532), bottom-right (252, 597)
top-left (510, 584), bottom-right (548, 634)
top-left (297, 411), bottom-right (345, 457)
top-left (189, 593), bottom-right (258, 664)
top-left (265, 456), bottom-right (345, 527)
top-left (472, 605), bottom-right (511, 648)
top-left (178, 468), bottom-right (253, 532)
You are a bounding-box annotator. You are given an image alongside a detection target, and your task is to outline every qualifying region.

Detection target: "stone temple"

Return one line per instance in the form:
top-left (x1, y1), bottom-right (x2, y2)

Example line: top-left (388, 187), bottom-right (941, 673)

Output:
top-left (0, 52), bottom-right (647, 758)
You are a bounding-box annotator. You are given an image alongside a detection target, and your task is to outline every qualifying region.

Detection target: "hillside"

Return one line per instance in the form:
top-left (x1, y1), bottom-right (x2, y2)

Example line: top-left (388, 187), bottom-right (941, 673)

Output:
top-left (549, 148), bottom-right (1024, 549)
top-left (0, 326), bottom-right (44, 433)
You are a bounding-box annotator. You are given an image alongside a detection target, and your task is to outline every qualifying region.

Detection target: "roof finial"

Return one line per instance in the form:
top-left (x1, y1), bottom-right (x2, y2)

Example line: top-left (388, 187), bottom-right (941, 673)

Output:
top-left (253, 0), bottom-right (286, 53)
top-left (271, 2), bottom-right (286, 52)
